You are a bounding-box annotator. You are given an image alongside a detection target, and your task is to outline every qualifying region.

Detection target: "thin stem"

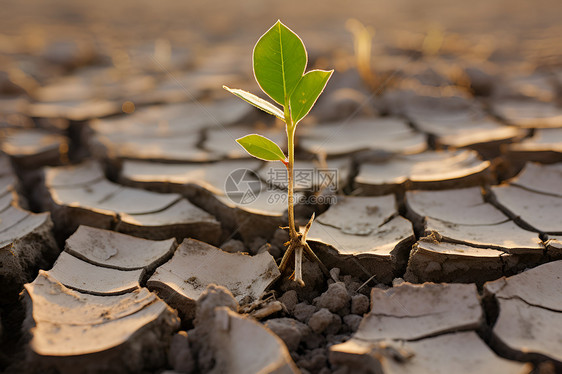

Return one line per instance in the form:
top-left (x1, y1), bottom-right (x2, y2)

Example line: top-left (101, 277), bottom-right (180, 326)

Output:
top-left (277, 245), bottom-right (293, 273)
top-left (294, 246), bottom-right (304, 287)
top-left (279, 99), bottom-right (326, 287)
top-left (285, 112), bottom-right (298, 241)
top-left (278, 104), bottom-right (298, 276)
top-left (282, 104), bottom-right (303, 285)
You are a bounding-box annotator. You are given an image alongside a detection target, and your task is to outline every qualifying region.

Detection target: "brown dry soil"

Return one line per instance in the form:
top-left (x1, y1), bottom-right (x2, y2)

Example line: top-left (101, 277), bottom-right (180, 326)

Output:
top-left (1, 0), bottom-right (562, 373)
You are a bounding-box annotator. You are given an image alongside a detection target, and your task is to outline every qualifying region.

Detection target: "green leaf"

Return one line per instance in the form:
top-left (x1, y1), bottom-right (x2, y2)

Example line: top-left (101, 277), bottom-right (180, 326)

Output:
top-left (223, 86), bottom-right (285, 121)
top-left (289, 69), bottom-right (333, 126)
top-left (253, 20), bottom-right (307, 106)
top-left (236, 134), bottom-right (286, 162)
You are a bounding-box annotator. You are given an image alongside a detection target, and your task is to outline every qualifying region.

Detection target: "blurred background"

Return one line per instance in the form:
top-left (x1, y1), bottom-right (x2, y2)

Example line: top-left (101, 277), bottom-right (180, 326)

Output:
top-left (1, 0), bottom-right (561, 82)
top-left (1, 0), bottom-right (562, 148)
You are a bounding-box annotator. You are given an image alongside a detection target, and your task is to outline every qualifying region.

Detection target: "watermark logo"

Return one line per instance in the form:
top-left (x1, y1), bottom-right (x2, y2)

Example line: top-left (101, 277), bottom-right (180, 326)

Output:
top-left (265, 167), bottom-right (339, 191)
top-left (224, 168), bottom-right (262, 204)
top-left (225, 167), bottom-right (339, 205)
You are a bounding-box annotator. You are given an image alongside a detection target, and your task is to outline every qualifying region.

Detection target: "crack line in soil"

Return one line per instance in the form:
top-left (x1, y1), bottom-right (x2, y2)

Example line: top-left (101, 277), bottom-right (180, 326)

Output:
top-left (496, 295), bottom-right (562, 314)
top-left (123, 195), bottom-right (184, 216)
top-left (353, 323), bottom-right (481, 344)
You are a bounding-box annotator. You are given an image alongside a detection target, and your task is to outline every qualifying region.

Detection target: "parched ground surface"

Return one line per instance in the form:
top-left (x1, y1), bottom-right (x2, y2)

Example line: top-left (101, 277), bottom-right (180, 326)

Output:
top-left (1, 1), bottom-right (562, 373)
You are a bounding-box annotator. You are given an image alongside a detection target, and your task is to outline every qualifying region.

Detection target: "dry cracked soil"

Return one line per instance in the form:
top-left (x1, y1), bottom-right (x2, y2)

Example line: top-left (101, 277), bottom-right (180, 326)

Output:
top-left (1, 0), bottom-right (562, 373)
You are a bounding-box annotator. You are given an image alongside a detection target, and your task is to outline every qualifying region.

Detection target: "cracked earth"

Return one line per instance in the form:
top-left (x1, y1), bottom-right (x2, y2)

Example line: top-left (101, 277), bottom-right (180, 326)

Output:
top-left (1, 0), bottom-right (562, 373)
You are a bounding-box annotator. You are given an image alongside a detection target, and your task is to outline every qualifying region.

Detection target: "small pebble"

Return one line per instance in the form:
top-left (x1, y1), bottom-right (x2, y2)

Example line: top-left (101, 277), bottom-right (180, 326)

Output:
top-left (294, 302), bottom-right (316, 323)
top-left (351, 294), bottom-right (370, 315)
top-left (315, 282), bottom-right (351, 313)
top-left (264, 318), bottom-right (309, 351)
top-left (279, 290), bottom-right (298, 313)
top-left (308, 308), bottom-right (335, 334)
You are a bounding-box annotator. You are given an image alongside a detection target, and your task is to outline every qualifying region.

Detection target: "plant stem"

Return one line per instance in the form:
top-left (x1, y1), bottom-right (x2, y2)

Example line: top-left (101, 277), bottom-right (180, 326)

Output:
top-left (277, 108), bottom-right (302, 280)
top-left (294, 245), bottom-right (304, 287)
top-left (286, 123), bottom-right (305, 286)
top-left (279, 104), bottom-right (329, 285)
top-left (286, 126), bottom-right (297, 240)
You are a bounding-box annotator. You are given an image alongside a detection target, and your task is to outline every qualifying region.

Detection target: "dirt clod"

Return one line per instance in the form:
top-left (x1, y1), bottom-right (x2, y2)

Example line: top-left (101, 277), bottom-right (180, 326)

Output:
top-left (315, 282), bottom-right (351, 313)
top-left (279, 290), bottom-right (299, 313)
top-left (294, 302), bottom-right (316, 323)
top-left (264, 318), bottom-right (311, 351)
top-left (195, 284), bottom-right (239, 325)
top-left (350, 294), bottom-right (370, 315)
top-left (308, 308), bottom-right (339, 334)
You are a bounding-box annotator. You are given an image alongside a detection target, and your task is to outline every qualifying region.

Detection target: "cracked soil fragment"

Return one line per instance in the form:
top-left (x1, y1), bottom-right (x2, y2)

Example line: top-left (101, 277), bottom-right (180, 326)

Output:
top-left (40, 161), bottom-right (220, 242)
top-left (330, 282), bottom-right (530, 374)
top-left (307, 195), bottom-right (414, 283)
top-left (23, 271), bottom-right (180, 374)
top-left (147, 238), bottom-right (280, 320)
top-left (0, 159), bottom-right (59, 302)
top-left (404, 187), bottom-right (547, 283)
top-left (355, 150), bottom-right (491, 195)
top-left (484, 260), bottom-right (562, 366)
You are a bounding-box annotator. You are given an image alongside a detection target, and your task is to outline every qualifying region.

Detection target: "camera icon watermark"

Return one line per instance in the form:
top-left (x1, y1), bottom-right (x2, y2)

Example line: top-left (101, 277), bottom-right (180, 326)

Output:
top-left (225, 167), bottom-right (339, 205)
top-left (224, 168), bottom-right (262, 204)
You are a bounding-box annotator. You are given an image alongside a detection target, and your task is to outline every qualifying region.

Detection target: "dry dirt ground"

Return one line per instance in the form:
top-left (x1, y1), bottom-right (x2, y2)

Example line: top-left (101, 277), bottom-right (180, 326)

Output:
top-left (1, 1), bottom-right (562, 373)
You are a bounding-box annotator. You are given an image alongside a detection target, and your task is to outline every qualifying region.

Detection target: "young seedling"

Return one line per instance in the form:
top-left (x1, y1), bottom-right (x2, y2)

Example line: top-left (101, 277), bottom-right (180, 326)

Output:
top-left (224, 20), bottom-right (333, 286)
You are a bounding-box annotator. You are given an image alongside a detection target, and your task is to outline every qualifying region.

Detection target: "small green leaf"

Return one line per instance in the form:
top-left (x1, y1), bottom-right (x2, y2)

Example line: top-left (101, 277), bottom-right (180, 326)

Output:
top-left (253, 20), bottom-right (307, 106)
top-left (236, 134), bottom-right (286, 162)
top-left (223, 86), bottom-right (285, 121)
top-left (290, 69), bottom-right (333, 126)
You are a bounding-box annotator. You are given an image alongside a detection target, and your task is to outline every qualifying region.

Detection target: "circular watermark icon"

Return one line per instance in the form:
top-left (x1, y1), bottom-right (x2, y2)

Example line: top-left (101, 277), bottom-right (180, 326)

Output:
top-left (224, 168), bottom-right (262, 204)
